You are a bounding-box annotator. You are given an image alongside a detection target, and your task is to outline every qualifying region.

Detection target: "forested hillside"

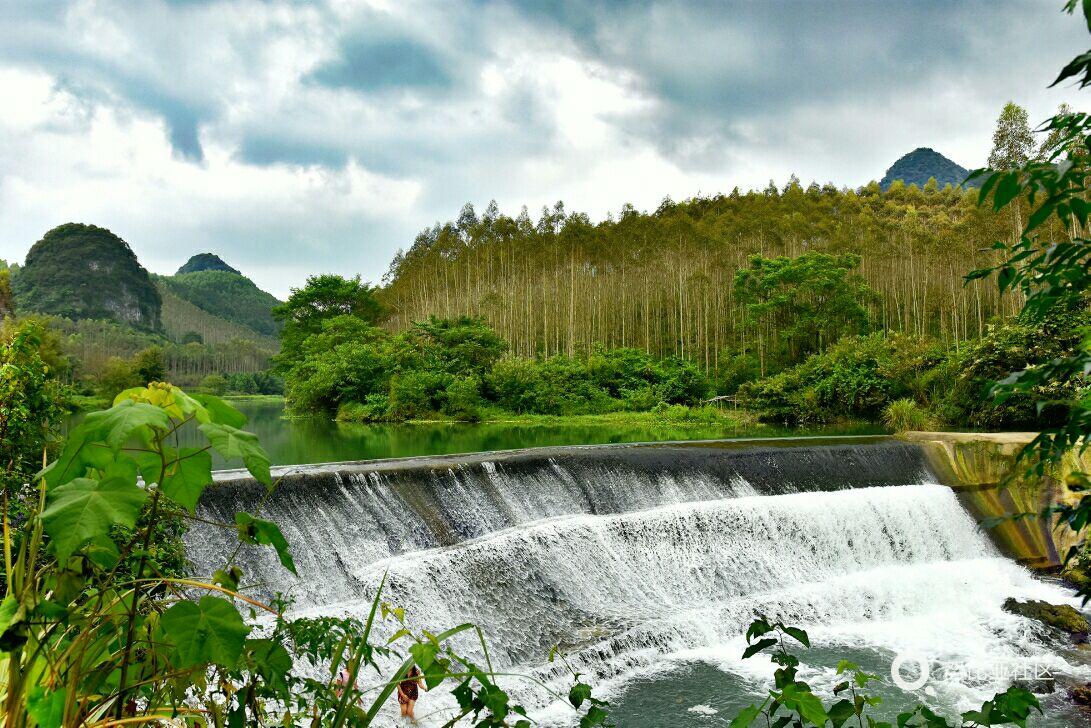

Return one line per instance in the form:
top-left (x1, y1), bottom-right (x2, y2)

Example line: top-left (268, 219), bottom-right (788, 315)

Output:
top-left (159, 269), bottom-right (280, 336)
top-left (879, 148), bottom-right (971, 190)
top-left (381, 182), bottom-right (1028, 372)
top-left (157, 282), bottom-right (279, 348)
top-left (13, 223), bottom-right (162, 329)
top-left (176, 252), bottom-right (241, 275)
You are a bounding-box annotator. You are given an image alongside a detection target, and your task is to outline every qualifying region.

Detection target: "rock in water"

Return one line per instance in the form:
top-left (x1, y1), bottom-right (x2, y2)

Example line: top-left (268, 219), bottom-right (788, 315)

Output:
top-left (1003, 597), bottom-right (1090, 635)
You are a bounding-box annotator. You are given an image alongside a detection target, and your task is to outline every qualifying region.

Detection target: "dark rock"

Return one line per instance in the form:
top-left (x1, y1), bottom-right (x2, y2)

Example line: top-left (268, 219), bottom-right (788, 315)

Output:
top-left (1068, 681), bottom-right (1091, 706)
top-left (1003, 598), bottom-right (1090, 635)
top-left (1012, 676), bottom-right (1055, 695)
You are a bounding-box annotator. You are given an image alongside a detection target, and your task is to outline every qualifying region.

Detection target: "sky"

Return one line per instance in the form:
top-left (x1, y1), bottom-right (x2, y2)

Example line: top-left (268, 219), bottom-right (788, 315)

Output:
top-left (0, 0), bottom-right (1086, 298)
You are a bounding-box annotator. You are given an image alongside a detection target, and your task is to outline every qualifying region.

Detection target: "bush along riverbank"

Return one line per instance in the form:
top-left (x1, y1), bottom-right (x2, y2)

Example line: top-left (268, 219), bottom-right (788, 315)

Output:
top-left (275, 302), bottom-right (1085, 434)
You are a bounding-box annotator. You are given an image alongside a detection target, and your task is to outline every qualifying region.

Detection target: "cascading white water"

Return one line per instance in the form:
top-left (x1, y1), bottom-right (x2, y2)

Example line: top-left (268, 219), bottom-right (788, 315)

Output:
top-left (186, 443), bottom-right (1091, 726)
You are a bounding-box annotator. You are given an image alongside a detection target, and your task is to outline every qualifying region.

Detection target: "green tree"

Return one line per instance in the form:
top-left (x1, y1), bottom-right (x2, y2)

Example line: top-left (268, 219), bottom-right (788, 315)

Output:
top-left (133, 345), bottom-right (167, 384)
top-left (0, 321), bottom-right (66, 498)
top-left (1037, 103), bottom-right (1077, 160)
top-left (273, 274), bottom-right (384, 370)
top-left (988, 101), bottom-right (1035, 170)
top-left (410, 315), bottom-right (508, 377)
top-left (0, 268), bottom-right (14, 318)
top-left (97, 356), bottom-right (140, 397)
top-left (734, 252), bottom-right (877, 371)
top-left (201, 372), bottom-right (229, 395)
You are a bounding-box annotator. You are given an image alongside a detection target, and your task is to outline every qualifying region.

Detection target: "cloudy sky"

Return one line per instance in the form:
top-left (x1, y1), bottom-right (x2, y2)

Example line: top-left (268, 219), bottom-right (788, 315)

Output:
top-left (0, 0), bottom-right (1085, 297)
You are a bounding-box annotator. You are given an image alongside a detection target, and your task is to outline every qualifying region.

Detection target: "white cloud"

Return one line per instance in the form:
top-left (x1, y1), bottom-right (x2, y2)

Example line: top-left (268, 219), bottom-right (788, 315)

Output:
top-left (0, 0), bottom-right (1086, 296)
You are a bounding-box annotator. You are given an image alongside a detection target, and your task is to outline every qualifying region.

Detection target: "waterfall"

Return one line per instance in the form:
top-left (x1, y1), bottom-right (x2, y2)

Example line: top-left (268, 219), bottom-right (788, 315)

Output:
top-left (186, 441), bottom-right (1089, 726)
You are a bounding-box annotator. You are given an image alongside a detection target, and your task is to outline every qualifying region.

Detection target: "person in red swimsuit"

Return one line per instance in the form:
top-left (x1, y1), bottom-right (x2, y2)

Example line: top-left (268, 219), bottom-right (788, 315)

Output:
top-left (397, 664), bottom-right (425, 722)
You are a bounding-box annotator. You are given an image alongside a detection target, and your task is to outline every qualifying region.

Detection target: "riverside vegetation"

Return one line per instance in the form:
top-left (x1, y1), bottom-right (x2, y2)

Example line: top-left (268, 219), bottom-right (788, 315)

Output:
top-left (724, 3), bottom-right (1091, 726)
top-left (0, 373), bottom-right (614, 726)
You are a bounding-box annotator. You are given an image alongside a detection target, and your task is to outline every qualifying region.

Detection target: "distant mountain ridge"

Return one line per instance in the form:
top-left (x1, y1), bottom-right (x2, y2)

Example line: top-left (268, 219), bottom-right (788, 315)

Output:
top-left (160, 268), bottom-right (281, 337)
top-left (177, 252), bottom-right (240, 275)
top-left (11, 223), bottom-right (280, 350)
top-left (880, 148), bottom-right (972, 190)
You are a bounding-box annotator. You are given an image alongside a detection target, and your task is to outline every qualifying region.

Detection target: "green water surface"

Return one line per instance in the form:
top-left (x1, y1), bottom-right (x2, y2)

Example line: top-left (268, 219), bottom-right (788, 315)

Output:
top-left (205, 400), bottom-right (886, 467)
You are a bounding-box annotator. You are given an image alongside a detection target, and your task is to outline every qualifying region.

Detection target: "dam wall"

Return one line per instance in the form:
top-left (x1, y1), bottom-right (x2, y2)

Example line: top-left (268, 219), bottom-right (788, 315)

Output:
top-left (901, 431), bottom-right (1088, 569)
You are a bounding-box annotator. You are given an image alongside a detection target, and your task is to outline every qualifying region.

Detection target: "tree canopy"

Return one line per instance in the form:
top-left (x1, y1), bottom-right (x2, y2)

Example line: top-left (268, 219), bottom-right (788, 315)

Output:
top-left (273, 274), bottom-right (385, 370)
top-left (734, 252), bottom-right (876, 369)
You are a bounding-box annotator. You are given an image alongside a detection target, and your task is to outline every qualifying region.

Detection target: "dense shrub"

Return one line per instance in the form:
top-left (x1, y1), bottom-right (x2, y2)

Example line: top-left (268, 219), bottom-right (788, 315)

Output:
top-left (224, 369), bottom-right (284, 395)
top-left (740, 333), bottom-right (935, 424)
top-left (442, 376), bottom-right (484, 421)
top-left (283, 312), bottom-right (715, 420)
top-left (939, 306), bottom-right (1089, 430)
top-left (388, 370), bottom-right (450, 420)
top-left (486, 358), bottom-right (545, 413)
top-left (882, 398), bottom-right (935, 432)
top-left (336, 394), bottom-right (391, 422)
top-left (200, 373), bottom-right (228, 395)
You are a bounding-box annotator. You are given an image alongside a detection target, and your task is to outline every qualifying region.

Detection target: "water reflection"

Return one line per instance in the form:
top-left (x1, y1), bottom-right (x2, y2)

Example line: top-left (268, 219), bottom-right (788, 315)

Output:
top-left (178, 400), bottom-right (886, 468)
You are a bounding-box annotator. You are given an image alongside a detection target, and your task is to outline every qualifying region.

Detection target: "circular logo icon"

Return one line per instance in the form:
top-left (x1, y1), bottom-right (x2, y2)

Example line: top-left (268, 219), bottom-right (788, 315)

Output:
top-left (890, 654), bottom-right (930, 691)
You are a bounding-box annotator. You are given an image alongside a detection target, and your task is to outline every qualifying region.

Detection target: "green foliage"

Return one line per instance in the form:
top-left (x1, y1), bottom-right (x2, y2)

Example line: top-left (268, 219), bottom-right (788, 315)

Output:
top-left (988, 102), bottom-right (1035, 170)
top-left (12, 223), bottom-right (162, 330)
top-left (939, 307), bottom-right (1087, 430)
top-left (411, 315), bottom-right (509, 377)
top-left (388, 370), bottom-right (450, 420)
top-left (740, 333), bottom-right (936, 424)
top-left (132, 344), bottom-right (166, 384)
top-left (283, 310), bottom-right (710, 419)
top-left (161, 269), bottom-right (281, 336)
top-left (2, 382), bottom-right (610, 725)
top-left (734, 618), bottom-right (1040, 728)
top-left (95, 356), bottom-right (140, 397)
top-left (734, 252), bottom-right (878, 368)
top-left (273, 274), bottom-right (385, 370)
top-left (201, 372), bottom-right (229, 394)
top-left (0, 321), bottom-right (67, 497)
top-left (882, 398), bottom-right (935, 432)
top-left (443, 376), bottom-right (484, 421)
top-left (0, 268), bottom-right (14, 318)
top-left (223, 369), bottom-right (283, 395)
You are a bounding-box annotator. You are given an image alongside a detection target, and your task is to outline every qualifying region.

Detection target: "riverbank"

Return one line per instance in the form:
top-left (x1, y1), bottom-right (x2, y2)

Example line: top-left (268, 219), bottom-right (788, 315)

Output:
top-left (67, 391), bottom-right (286, 413)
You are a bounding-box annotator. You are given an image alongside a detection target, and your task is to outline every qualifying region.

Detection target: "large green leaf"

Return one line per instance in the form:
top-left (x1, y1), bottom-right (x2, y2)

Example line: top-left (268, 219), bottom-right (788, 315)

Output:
top-left (38, 426), bottom-right (114, 488)
top-left (245, 638), bottom-right (293, 698)
top-left (235, 513), bottom-right (296, 574)
top-left (161, 596), bottom-right (251, 668)
top-left (83, 399), bottom-right (171, 451)
top-left (41, 476), bottom-right (147, 561)
top-left (27, 686), bottom-right (65, 728)
top-left (161, 447), bottom-right (213, 513)
top-left (0, 595), bottom-right (18, 642)
top-left (730, 704), bottom-right (763, 728)
top-left (193, 393), bottom-right (248, 428)
top-left (199, 423), bottom-right (271, 486)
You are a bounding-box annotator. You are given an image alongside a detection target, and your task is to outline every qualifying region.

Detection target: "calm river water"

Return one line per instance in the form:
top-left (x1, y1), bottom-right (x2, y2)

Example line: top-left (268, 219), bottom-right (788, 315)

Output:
top-left (200, 399), bottom-right (886, 467)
